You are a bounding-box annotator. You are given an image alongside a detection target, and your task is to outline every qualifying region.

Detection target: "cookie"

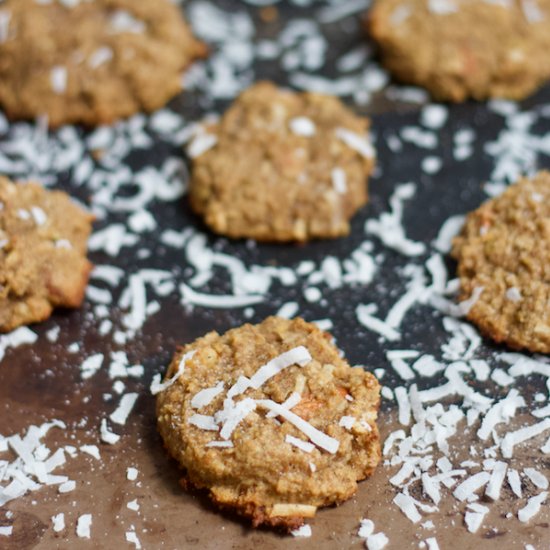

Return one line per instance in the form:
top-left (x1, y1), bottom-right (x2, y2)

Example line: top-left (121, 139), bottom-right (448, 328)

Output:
top-left (187, 81), bottom-right (375, 242)
top-left (155, 316), bottom-right (381, 530)
top-left (0, 0), bottom-right (206, 127)
top-left (0, 177), bottom-right (94, 332)
top-left (452, 171), bottom-right (550, 353)
top-left (367, 0), bottom-right (550, 102)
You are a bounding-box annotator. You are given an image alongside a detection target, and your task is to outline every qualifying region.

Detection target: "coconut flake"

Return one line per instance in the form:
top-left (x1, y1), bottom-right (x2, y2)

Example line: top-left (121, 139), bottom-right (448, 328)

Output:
top-left (291, 524), bottom-right (312, 538)
top-left (485, 461), bottom-right (507, 501)
top-left (277, 302), bottom-right (299, 319)
top-left (335, 127), bottom-right (374, 158)
top-left (109, 10), bottom-right (146, 34)
top-left (464, 503), bottom-right (489, 533)
top-left (80, 354), bottom-right (104, 380)
top-left (523, 468), bottom-right (548, 490)
top-left (453, 472), bottom-right (491, 501)
top-left (0, 526), bottom-right (12, 536)
top-left (518, 491), bottom-right (548, 522)
top-left (505, 287), bottom-right (522, 302)
top-left (99, 419), bottom-right (120, 445)
top-left (421, 105), bottom-right (448, 129)
top-left (205, 440), bottom-right (234, 448)
top-left (191, 381), bottom-right (225, 409)
top-left (327, 168), bottom-right (347, 196)
top-left (358, 518), bottom-right (375, 538)
top-left (88, 46), bottom-right (113, 69)
top-left (187, 133), bottom-right (218, 158)
top-left (356, 304), bottom-right (401, 341)
top-left (289, 117), bottom-right (316, 136)
top-left (241, 346), bottom-right (311, 394)
top-left (365, 183), bottom-right (426, 257)
top-left (477, 389), bottom-right (525, 440)
top-left (339, 416), bottom-right (356, 430)
top-left (30, 206), bottom-right (47, 226)
top-left (424, 538), bottom-right (439, 550)
top-left (216, 398), bottom-right (257, 439)
top-left (150, 350), bottom-right (195, 395)
top-left (457, 287), bottom-right (484, 316)
top-left (422, 474), bottom-right (441, 505)
top-left (257, 399), bottom-right (339, 454)
top-left (266, 391), bottom-right (301, 418)
top-left (109, 393), bottom-right (138, 425)
top-left (393, 492), bottom-right (422, 523)
top-left (507, 468), bottom-right (523, 498)
top-left (51, 513), bottom-right (65, 533)
top-left (433, 215), bottom-right (465, 253)
top-left (76, 514), bottom-right (92, 539)
top-left (126, 467), bottom-right (138, 481)
top-left (126, 530), bottom-right (142, 549)
top-left (286, 434), bottom-right (315, 453)
top-left (188, 414), bottom-right (219, 431)
top-left (0, 327), bottom-right (38, 363)
top-left (50, 66), bottom-right (67, 94)
top-left (180, 283), bottom-right (264, 308)
top-left (366, 532), bottom-right (389, 550)
top-left (501, 418), bottom-right (550, 458)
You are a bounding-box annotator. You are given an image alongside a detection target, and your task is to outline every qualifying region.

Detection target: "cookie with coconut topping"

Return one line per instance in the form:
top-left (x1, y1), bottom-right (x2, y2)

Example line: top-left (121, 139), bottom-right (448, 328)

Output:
top-left (0, 176), bottom-right (93, 332)
top-left (155, 316), bottom-right (381, 530)
top-left (187, 81), bottom-right (375, 242)
top-left (452, 171), bottom-right (550, 353)
top-left (0, 0), bottom-right (206, 127)
top-left (367, 0), bottom-right (550, 101)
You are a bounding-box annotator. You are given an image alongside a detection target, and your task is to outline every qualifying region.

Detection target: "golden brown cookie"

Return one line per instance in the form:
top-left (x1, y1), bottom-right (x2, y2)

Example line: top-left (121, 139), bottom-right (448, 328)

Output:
top-left (155, 316), bottom-right (381, 530)
top-left (452, 171), bottom-right (550, 353)
top-left (187, 82), bottom-right (375, 242)
top-left (0, 177), bottom-right (94, 332)
top-left (0, 0), bottom-right (206, 127)
top-left (367, 0), bottom-right (550, 102)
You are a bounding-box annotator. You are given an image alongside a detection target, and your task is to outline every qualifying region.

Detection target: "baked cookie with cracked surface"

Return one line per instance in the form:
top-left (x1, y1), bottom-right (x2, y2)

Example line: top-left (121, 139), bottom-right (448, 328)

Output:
top-left (187, 81), bottom-right (375, 242)
top-left (0, 177), bottom-right (93, 332)
top-left (155, 316), bottom-right (381, 530)
top-left (367, 0), bottom-right (550, 102)
top-left (452, 171), bottom-right (550, 353)
top-left (0, 0), bottom-right (206, 127)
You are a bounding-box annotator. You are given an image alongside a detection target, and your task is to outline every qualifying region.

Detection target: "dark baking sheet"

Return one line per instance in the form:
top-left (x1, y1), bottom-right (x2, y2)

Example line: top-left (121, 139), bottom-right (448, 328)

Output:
top-left (1, 0), bottom-right (550, 548)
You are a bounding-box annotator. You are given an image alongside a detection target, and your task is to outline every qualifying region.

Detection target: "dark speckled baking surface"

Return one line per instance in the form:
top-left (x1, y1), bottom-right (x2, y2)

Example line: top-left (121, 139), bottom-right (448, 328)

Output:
top-left (1, 1), bottom-right (550, 548)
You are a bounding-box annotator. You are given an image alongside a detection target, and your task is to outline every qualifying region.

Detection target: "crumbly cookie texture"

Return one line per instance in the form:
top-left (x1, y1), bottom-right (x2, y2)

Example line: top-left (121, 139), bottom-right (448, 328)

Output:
top-left (452, 171), bottom-right (550, 353)
top-left (367, 0), bottom-right (550, 102)
top-left (0, 177), bottom-right (94, 332)
top-left (187, 81), bottom-right (375, 242)
top-left (156, 316), bottom-right (381, 530)
top-left (0, 0), bottom-right (206, 127)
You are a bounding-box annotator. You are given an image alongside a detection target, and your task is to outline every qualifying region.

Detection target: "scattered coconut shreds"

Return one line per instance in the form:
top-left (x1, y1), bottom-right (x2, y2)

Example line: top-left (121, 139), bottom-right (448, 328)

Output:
top-left (0, 420), bottom-right (86, 507)
top-left (0, 2), bottom-right (549, 547)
